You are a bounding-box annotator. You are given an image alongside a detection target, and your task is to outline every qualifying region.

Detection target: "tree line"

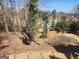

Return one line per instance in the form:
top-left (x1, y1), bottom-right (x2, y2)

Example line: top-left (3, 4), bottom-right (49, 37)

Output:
top-left (0, 0), bottom-right (79, 40)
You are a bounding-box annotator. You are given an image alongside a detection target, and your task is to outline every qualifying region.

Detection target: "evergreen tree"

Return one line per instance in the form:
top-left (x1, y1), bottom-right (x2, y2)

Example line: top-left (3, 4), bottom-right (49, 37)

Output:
top-left (42, 13), bottom-right (48, 38)
top-left (50, 10), bottom-right (56, 30)
top-left (55, 15), bottom-right (68, 33)
top-left (25, 0), bottom-right (38, 41)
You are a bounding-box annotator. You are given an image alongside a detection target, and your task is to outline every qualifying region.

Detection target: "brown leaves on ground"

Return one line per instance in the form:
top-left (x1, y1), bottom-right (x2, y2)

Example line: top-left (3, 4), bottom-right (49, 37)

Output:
top-left (0, 32), bottom-right (56, 56)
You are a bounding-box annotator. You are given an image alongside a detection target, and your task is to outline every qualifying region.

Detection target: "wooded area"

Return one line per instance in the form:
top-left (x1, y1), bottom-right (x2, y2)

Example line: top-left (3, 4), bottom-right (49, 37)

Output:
top-left (0, 0), bottom-right (79, 59)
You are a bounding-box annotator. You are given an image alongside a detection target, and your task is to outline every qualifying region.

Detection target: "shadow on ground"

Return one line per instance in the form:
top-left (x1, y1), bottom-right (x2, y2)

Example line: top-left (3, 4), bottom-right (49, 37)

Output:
top-left (51, 45), bottom-right (79, 59)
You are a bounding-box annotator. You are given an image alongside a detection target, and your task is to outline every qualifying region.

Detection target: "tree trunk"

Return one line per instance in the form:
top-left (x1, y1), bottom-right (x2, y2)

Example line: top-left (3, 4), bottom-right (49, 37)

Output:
top-left (3, 15), bottom-right (9, 33)
top-left (1, 0), bottom-right (9, 32)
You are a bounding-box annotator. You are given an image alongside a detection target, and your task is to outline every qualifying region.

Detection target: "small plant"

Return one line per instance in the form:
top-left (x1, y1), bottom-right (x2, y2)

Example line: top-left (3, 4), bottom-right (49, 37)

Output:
top-left (70, 53), bottom-right (74, 59)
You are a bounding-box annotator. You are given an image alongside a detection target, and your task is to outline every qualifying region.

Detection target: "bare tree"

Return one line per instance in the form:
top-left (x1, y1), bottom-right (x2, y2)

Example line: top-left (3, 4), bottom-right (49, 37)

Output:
top-left (0, 0), bottom-right (9, 32)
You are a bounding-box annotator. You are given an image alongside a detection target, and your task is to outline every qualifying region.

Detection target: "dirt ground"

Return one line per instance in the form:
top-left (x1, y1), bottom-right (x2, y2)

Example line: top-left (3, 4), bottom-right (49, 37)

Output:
top-left (0, 32), bottom-right (79, 59)
top-left (0, 32), bottom-right (55, 55)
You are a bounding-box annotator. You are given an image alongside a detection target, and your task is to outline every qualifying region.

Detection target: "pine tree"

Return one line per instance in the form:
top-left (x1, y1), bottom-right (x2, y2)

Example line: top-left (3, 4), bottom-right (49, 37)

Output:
top-left (42, 13), bottom-right (48, 38)
top-left (25, 0), bottom-right (38, 40)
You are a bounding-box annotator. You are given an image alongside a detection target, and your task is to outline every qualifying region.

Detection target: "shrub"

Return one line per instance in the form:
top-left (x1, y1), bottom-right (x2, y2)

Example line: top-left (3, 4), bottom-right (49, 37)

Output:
top-left (69, 21), bottom-right (79, 33)
top-left (70, 53), bottom-right (74, 59)
top-left (0, 22), bottom-right (5, 32)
